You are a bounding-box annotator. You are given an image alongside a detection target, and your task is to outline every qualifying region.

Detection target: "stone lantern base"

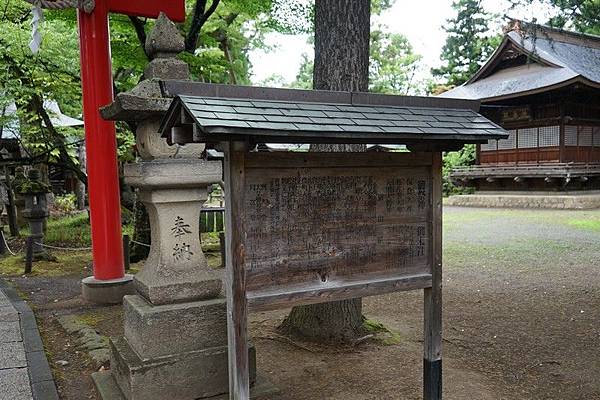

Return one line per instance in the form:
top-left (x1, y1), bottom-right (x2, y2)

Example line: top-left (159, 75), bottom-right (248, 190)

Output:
top-left (93, 295), bottom-right (266, 400)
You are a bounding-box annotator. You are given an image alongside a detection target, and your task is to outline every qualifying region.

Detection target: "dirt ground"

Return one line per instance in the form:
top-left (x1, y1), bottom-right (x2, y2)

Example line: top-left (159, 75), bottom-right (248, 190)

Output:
top-left (3, 206), bottom-right (599, 400)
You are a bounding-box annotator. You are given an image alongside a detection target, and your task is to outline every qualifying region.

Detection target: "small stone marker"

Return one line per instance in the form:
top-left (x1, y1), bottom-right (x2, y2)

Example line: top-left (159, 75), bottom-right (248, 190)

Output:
top-left (20, 168), bottom-right (53, 264)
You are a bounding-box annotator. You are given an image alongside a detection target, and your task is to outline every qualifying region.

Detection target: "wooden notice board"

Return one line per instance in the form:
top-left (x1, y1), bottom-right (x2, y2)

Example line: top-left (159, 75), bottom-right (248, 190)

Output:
top-left (224, 146), bottom-right (443, 400)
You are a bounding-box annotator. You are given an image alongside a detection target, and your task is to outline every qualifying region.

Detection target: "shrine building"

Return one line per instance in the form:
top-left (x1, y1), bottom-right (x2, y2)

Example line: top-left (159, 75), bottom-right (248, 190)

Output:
top-left (441, 21), bottom-right (600, 200)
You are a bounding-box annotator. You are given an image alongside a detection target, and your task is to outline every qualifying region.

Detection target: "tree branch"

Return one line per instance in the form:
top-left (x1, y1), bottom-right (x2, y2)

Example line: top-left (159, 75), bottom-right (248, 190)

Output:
top-left (33, 96), bottom-right (88, 186)
top-left (185, 0), bottom-right (222, 52)
top-left (129, 16), bottom-right (149, 59)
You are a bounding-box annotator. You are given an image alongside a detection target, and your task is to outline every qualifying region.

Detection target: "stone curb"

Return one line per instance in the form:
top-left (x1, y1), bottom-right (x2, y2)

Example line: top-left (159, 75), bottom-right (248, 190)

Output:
top-left (0, 280), bottom-right (59, 400)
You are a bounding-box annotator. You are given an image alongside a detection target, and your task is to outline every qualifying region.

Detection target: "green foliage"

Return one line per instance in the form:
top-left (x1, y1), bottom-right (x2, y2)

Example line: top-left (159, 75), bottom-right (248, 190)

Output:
top-left (1, 0), bottom-right (295, 184)
top-left (510, 0), bottom-right (600, 35)
top-left (257, 73), bottom-right (288, 87)
top-left (264, 0), bottom-right (396, 35)
top-left (549, 0), bottom-right (600, 34)
top-left (289, 28), bottom-right (423, 94)
top-left (17, 179), bottom-right (51, 194)
top-left (265, 0), bottom-right (313, 34)
top-left (289, 53), bottom-right (314, 89)
top-left (369, 28), bottom-right (423, 95)
top-left (0, 1), bottom-right (82, 139)
top-left (432, 0), bottom-right (500, 86)
top-left (442, 145), bottom-right (476, 196)
top-left (53, 193), bottom-right (77, 214)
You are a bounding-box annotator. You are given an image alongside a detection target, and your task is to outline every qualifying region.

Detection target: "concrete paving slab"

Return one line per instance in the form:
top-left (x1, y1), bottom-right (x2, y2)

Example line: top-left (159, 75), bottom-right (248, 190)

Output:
top-left (0, 295), bottom-right (10, 307)
top-left (0, 342), bottom-right (27, 369)
top-left (0, 368), bottom-right (33, 400)
top-left (0, 306), bottom-right (19, 322)
top-left (0, 320), bottom-right (22, 343)
top-left (1, 283), bottom-right (58, 400)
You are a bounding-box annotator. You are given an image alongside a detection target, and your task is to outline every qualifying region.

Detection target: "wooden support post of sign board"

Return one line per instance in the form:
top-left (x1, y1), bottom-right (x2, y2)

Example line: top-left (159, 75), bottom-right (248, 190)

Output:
top-left (223, 141), bottom-right (250, 400)
top-left (424, 152), bottom-right (443, 400)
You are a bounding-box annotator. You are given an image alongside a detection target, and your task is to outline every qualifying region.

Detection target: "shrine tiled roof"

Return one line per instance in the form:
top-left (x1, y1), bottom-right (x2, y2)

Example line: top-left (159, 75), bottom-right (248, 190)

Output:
top-left (440, 21), bottom-right (600, 101)
top-left (159, 83), bottom-right (508, 146)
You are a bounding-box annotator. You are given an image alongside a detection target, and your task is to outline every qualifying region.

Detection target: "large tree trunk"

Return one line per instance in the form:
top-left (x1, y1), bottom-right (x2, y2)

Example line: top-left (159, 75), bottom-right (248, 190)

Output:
top-left (279, 0), bottom-right (371, 343)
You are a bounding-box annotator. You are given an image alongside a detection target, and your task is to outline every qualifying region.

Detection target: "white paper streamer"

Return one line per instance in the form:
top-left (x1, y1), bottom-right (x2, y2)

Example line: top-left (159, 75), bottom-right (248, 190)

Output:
top-left (29, 2), bottom-right (44, 54)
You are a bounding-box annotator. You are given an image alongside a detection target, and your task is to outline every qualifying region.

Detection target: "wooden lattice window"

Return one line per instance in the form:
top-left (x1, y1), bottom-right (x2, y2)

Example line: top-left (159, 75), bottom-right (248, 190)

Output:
top-left (481, 139), bottom-right (497, 151)
top-left (518, 128), bottom-right (538, 149)
top-left (538, 126), bottom-right (559, 147)
top-left (565, 125), bottom-right (578, 146)
top-left (594, 127), bottom-right (600, 147)
top-left (579, 126), bottom-right (593, 147)
top-left (497, 129), bottom-right (517, 150)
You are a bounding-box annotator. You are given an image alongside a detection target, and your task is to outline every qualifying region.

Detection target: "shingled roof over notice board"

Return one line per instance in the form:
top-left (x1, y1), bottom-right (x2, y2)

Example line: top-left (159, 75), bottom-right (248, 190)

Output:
top-left (158, 82), bottom-right (508, 146)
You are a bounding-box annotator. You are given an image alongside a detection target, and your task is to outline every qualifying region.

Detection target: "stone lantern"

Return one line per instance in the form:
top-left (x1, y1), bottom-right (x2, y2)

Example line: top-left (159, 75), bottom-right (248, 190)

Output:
top-left (20, 168), bottom-right (51, 259)
top-left (93, 13), bottom-right (265, 400)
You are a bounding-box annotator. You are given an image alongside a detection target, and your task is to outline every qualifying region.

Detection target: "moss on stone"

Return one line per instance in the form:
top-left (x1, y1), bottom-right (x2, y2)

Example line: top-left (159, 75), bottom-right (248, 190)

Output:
top-left (17, 180), bottom-right (51, 194)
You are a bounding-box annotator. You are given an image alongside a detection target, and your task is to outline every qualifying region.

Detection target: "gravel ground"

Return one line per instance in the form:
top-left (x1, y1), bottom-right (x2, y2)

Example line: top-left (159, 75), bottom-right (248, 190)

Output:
top-left (4, 206), bottom-right (600, 400)
top-left (254, 207), bottom-right (600, 400)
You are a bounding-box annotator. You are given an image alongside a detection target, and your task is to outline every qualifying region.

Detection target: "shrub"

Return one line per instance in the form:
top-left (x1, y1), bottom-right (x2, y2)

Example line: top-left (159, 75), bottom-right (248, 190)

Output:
top-left (442, 145), bottom-right (476, 196)
top-left (53, 193), bottom-right (77, 215)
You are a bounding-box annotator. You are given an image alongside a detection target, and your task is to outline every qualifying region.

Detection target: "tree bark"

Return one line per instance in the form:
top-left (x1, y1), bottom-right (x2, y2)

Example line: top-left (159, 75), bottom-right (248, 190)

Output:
top-left (279, 0), bottom-right (371, 343)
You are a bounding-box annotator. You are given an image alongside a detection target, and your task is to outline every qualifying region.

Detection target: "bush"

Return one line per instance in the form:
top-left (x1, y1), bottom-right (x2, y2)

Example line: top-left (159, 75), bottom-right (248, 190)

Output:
top-left (53, 193), bottom-right (77, 214)
top-left (442, 145), bottom-right (476, 196)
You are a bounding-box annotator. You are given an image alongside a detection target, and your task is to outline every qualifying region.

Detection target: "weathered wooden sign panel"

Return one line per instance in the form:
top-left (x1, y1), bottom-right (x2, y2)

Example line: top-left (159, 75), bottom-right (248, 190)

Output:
top-left (242, 154), bottom-right (434, 306)
top-left (224, 149), bottom-right (442, 400)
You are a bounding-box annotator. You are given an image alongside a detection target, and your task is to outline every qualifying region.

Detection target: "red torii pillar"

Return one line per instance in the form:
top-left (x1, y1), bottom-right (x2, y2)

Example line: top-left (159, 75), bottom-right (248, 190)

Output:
top-left (79, 0), bottom-right (185, 302)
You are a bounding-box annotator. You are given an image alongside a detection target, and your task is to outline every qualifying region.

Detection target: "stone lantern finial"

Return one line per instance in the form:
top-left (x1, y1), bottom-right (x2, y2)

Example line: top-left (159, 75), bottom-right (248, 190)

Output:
top-left (145, 13), bottom-right (185, 59)
top-left (143, 13), bottom-right (190, 81)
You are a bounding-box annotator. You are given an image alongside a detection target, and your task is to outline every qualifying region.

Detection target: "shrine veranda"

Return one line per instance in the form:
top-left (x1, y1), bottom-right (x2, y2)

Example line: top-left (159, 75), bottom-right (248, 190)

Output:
top-left (158, 82), bottom-right (508, 400)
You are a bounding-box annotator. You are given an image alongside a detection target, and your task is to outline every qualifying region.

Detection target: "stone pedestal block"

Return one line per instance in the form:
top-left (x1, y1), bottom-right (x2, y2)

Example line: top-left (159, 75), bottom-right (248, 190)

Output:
top-left (110, 337), bottom-right (256, 400)
top-left (124, 159), bottom-right (222, 306)
top-left (123, 295), bottom-right (228, 359)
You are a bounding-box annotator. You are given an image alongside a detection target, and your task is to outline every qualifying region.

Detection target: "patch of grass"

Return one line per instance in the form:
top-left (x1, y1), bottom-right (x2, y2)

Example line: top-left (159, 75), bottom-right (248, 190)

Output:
top-left (206, 252), bottom-right (223, 269)
top-left (20, 213), bottom-right (91, 247)
top-left (202, 232), bottom-right (223, 269)
top-left (363, 319), bottom-right (402, 346)
top-left (20, 212), bottom-right (134, 248)
top-left (75, 312), bottom-right (108, 329)
top-left (567, 218), bottom-right (600, 232)
top-left (0, 251), bottom-right (92, 277)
